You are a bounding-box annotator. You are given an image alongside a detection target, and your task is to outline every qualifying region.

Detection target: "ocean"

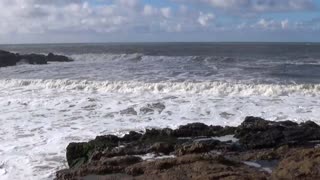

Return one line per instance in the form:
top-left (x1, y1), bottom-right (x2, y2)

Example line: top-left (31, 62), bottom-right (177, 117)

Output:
top-left (0, 43), bottom-right (320, 179)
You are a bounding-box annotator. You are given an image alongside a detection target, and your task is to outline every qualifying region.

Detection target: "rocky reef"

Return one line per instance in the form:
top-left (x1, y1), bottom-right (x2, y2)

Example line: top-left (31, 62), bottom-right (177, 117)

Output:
top-left (0, 50), bottom-right (72, 67)
top-left (56, 117), bottom-right (320, 180)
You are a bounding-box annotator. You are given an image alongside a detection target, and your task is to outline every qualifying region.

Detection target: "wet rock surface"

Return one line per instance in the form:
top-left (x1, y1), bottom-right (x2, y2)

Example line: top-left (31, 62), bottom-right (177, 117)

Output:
top-left (0, 50), bottom-right (73, 67)
top-left (56, 117), bottom-right (320, 180)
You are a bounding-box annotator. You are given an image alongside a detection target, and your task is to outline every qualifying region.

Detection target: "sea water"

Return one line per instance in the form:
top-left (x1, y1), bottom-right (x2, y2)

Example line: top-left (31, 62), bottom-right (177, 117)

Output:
top-left (0, 43), bottom-right (320, 179)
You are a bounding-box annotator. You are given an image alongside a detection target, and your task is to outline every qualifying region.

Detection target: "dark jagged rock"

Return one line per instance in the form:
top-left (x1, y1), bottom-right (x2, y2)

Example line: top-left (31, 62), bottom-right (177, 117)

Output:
top-left (141, 128), bottom-right (176, 144)
top-left (175, 139), bottom-right (221, 156)
top-left (235, 116), bottom-right (320, 149)
top-left (47, 53), bottom-right (73, 62)
top-left (19, 54), bottom-right (47, 65)
top-left (174, 123), bottom-right (212, 137)
top-left (66, 143), bottom-right (94, 168)
top-left (66, 135), bottom-right (120, 168)
top-left (174, 123), bottom-right (236, 137)
top-left (0, 50), bottom-right (19, 67)
top-left (122, 131), bottom-right (143, 142)
top-left (56, 117), bottom-right (320, 180)
top-left (0, 50), bottom-right (73, 67)
top-left (149, 142), bottom-right (174, 155)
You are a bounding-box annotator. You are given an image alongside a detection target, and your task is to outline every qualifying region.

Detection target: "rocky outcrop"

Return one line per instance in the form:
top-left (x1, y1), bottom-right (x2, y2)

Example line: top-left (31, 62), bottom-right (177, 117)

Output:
top-left (61, 122), bottom-right (237, 171)
top-left (56, 117), bottom-right (320, 180)
top-left (19, 54), bottom-right (47, 65)
top-left (47, 53), bottom-right (73, 62)
top-left (0, 50), bottom-right (19, 67)
top-left (235, 116), bottom-right (320, 149)
top-left (0, 50), bottom-right (73, 67)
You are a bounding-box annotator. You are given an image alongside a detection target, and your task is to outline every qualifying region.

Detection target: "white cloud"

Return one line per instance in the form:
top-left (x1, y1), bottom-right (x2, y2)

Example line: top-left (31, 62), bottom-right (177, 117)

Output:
top-left (161, 7), bottom-right (172, 18)
top-left (179, 5), bottom-right (188, 14)
top-left (257, 19), bottom-right (276, 29)
top-left (0, 1), bottom-right (143, 34)
top-left (206, 0), bottom-right (249, 9)
top-left (252, 0), bottom-right (314, 12)
top-left (179, 0), bottom-right (315, 12)
top-left (281, 19), bottom-right (289, 29)
top-left (117, 0), bottom-right (139, 8)
top-left (143, 4), bottom-right (157, 16)
top-left (251, 18), bottom-right (292, 30)
top-left (0, 0), bottom-right (208, 36)
top-left (198, 12), bottom-right (215, 26)
top-left (0, 0), bottom-right (318, 42)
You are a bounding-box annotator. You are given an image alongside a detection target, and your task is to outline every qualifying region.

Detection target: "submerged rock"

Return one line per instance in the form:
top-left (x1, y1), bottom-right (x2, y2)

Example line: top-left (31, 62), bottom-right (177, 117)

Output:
top-left (120, 107), bottom-right (138, 116)
top-left (139, 102), bottom-right (166, 115)
top-left (139, 107), bottom-right (154, 115)
top-left (148, 103), bottom-right (166, 113)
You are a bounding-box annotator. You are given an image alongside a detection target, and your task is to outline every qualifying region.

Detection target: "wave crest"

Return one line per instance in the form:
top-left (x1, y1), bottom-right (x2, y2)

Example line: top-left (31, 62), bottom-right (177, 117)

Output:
top-left (1, 79), bottom-right (320, 96)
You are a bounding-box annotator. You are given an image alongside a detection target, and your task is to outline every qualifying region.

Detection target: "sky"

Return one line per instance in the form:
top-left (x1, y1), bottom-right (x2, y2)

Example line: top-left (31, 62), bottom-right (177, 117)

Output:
top-left (0, 0), bottom-right (320, 43)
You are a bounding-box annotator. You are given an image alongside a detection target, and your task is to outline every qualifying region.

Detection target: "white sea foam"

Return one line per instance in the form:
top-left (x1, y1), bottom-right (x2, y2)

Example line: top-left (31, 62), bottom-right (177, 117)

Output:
top-left (0, 52), bottom-right (319, 179)
top-left (1, 79), bottom-right (320, 96)
top-left (0, 78), bottom-right (320, 179)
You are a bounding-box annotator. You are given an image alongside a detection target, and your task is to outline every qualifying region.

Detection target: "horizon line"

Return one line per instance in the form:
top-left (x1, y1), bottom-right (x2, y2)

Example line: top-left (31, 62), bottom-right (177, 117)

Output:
top-left (1, 41), bottom-right (320, 46)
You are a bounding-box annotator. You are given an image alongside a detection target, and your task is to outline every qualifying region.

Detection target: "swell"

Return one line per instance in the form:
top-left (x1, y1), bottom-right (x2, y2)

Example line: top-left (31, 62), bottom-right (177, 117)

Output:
top-left (69, 53), bottom-right (320, 64)
top-left (1, 79), bottom-right (320, 96)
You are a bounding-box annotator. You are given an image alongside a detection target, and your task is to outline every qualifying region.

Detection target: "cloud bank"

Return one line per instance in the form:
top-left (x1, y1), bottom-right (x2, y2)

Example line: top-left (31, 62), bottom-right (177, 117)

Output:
top-left (0, 0), bottom-right (319, 43)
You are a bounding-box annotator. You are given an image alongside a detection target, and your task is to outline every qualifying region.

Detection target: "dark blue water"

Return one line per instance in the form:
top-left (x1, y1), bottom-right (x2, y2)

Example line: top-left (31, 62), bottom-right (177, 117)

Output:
top-left (1, 43), bottom-right (320, 84)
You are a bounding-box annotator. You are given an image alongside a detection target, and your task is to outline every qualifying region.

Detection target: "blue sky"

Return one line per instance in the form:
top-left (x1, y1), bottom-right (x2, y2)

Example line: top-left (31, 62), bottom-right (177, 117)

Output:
top-left (0, 0), bottom-right (319, 43)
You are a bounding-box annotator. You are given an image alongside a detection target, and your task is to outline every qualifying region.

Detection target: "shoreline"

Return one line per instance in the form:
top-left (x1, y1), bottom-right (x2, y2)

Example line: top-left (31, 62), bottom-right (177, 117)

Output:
top-left (56, 116), bottom-right (320, 180)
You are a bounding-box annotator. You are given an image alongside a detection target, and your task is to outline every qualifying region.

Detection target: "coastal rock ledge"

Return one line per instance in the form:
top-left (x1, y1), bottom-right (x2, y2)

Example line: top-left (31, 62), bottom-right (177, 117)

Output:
top-left (56, 117), bottom-right (320, 180)
top-left (0, 50), bottom-right (72, 67)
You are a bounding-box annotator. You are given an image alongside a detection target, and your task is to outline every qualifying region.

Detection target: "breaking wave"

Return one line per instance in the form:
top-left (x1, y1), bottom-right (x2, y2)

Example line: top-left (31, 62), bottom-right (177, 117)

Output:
top-left (1, 79), bottom-right (320, 96)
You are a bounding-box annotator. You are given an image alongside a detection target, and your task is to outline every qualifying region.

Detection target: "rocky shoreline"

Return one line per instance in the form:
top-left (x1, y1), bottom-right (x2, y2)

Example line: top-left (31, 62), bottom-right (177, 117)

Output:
top-left (56, 117), bottom-right (320, 180)
top-left (0, 50), bottom-right (72, 67)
